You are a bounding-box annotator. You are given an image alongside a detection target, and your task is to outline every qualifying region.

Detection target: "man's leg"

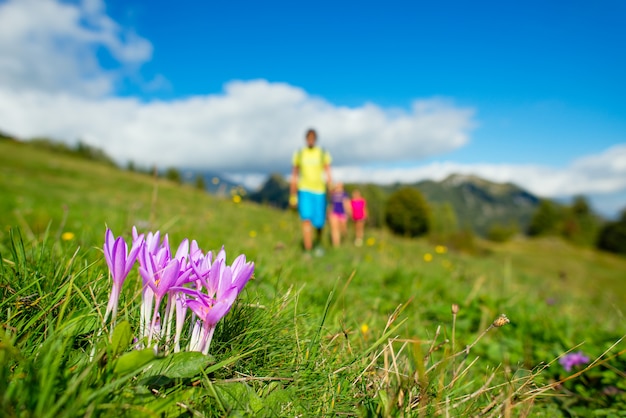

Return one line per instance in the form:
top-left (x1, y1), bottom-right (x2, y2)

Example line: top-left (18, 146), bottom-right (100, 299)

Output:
top-left (302, 220), bottom-right (314, 251)
top-left (298, 191), bottom-right (315, 251)
top-left (313, 193), bottom-right (327, 247)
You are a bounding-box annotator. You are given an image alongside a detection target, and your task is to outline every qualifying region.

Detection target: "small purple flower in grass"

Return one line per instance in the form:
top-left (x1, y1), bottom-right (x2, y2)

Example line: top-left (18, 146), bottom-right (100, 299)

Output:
top-left (185, 248), bottom-right (254, 354)
top-left (103, 228), bottom-right (144, 326)
top-left (559, 351), bottom-right (590, 372)
top-left (187, 286), bottom-right (239, 354)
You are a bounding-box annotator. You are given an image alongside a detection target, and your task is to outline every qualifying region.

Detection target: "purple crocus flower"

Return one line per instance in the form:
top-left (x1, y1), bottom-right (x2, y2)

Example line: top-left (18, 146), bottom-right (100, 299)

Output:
top-left (559, 351), bottom-right (590, 372)
top-left (102, 227), bottom-right (254, 357)
top-left (173, 293), bottom-right (188, 353)
top-left (185, 248), bottom-right (254, 354)
top-left (140, 256), bottom-right (191, 346)
top-left (103, 228), bottom-right (144, 326)
top-left (135, 230), bottom-right (174, 343)
top-left (186, 286), bottom-right (238, 354)
top-left (230, 254), bottom-right (255, 293)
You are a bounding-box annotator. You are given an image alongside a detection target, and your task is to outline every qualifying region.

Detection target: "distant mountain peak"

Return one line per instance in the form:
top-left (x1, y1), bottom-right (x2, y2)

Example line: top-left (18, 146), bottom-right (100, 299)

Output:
top-left (442, 173), bottom-right (485, 187)
top-left (441, 173), bottom-right (522, 196)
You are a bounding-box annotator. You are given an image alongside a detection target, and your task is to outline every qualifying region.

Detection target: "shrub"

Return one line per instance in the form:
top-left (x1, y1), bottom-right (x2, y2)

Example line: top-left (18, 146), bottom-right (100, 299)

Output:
top-left (429, 202), bottom-right (459, 237)
top-left (561, 196), bottom-right (601, 246)
top-left (164, 167), bottom-right (182, 184)
top-left (596, 209), bottom-right (626, 255)
top-left (487, 222), bottom-right (519, 242)
top-left (384, 187), bottom-right (430, 237)
top-left (194, 175), bottom-right (206, 191)
top-left (527, 199), bottom-right (562, 236)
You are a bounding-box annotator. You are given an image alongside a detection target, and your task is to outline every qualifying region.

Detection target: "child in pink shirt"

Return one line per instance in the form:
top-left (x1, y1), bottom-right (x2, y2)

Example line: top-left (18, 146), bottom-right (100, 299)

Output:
top-left (350, 189), bottom-right (367, 246)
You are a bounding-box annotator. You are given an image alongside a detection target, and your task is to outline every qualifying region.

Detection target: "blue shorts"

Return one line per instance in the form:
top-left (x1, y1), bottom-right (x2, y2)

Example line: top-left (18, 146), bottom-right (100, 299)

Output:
top-left (298, 190), bottom-right (327, 229)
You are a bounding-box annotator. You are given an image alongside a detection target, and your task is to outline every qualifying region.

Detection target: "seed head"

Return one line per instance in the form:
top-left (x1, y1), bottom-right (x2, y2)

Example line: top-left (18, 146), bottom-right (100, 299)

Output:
top-left (451, 303), bottom-right (459, 315)
top-left (492, 314), bottom-right (510, 328)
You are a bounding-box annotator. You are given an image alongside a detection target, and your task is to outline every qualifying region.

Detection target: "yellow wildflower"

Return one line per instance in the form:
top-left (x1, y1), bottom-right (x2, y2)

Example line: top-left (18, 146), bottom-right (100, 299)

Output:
top-left (423, 253), bottom-right (433, 262)
top-left (61, 232), bottom-right (75, 241)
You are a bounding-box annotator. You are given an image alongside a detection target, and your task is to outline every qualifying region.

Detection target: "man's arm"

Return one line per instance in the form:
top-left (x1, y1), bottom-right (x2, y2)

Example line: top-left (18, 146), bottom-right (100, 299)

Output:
top-left (289, 165), bottom-right (299, 207)
top-left (324, 164), bottom-right (332, 190)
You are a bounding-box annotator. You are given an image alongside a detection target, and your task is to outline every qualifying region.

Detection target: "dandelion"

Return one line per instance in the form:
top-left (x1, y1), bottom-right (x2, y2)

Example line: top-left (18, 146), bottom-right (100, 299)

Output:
top-left (423, 253), bottom-right (433, 262)
top-left (559, 351), bottom-right (590, 372)
top-left (249, 230), bottom-right (257, 238)
top-left (360, 324), bottom-right (369, 334)
top-left (232, 195), bottom-right (242, 203)
top-left (366, 237), bottom-right (376, 246)
top-left (61, 232), bottom-right (75, 241)
top-left (435, 245), bottom-right (447, 254)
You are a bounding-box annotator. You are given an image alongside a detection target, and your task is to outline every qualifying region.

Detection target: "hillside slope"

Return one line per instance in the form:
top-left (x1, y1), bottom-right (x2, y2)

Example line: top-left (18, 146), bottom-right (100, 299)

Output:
top-left (2, 137), bottom-right (626, 416)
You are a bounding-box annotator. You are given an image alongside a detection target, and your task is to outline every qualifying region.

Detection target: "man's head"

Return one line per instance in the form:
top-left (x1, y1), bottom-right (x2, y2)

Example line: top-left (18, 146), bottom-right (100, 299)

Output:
top-left (305, 129), bottom-right (317, 148)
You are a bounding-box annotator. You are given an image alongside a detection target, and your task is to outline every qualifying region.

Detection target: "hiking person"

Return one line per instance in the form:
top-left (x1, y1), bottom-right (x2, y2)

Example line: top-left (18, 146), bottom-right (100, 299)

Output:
top-left (350, 189), bottom-right (368, 246)
top-left (328, 182), bottom-right (350, 247)
top-left (289, 128), bottom-right (332, 255)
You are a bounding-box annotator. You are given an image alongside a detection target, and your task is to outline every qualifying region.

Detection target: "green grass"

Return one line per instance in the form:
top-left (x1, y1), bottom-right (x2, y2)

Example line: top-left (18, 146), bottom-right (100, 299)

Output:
top-left (1, 139), bottom-right (625, 416)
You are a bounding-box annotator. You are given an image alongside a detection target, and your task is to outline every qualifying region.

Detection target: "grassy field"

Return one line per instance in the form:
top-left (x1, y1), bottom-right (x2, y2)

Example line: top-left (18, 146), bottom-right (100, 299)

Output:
top-left (1, 139), bottom-right (625, 417)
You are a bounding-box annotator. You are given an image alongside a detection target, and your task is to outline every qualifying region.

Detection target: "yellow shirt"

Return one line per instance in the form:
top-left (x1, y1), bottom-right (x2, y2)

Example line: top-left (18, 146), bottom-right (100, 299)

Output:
top-left (292, 146), bottom-right (332, 193)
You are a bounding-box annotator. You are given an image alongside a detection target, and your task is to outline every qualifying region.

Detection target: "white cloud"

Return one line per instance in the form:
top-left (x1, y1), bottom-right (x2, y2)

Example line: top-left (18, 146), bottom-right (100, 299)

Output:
top-left (0, 1), bottom-right (475, 168)
top-left (0, 0), bottom-right (152, 96)
top-left (0, 79), bottom-right (476, 172)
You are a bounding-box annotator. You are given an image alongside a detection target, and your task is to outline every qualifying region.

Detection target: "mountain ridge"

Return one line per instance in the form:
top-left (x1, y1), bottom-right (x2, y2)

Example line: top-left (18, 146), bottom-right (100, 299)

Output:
top-left (247, 172), bottom-right (542, 235)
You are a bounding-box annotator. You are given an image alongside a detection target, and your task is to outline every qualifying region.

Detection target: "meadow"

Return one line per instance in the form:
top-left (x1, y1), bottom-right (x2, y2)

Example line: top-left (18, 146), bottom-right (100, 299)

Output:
top-left (1, 139), bottom-right (625, 417)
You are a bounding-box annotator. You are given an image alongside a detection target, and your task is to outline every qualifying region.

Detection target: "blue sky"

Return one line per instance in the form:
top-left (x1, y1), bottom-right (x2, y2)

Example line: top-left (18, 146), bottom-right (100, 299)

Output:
top-left (1, 0), bottom-right (625, 216)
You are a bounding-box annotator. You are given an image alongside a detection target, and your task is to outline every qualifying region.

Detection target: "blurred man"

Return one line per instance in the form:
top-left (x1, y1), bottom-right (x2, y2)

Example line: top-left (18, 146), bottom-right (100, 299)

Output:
top-left (289, 128), bottom-right (332, 255)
